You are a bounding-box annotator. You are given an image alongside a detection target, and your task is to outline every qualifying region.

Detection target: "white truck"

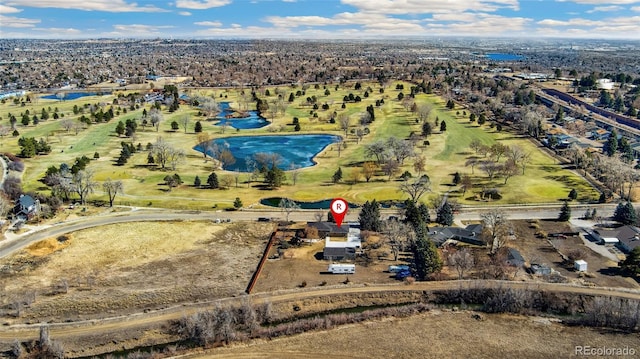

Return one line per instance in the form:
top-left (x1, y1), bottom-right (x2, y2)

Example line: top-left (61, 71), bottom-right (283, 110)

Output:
top-left (327, 263), bottom-right (355, 274)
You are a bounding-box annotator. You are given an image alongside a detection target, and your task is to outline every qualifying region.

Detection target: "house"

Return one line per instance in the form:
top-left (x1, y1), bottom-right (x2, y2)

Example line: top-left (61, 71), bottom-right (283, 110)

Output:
top-left (323, 226), bottom-right (361, 261)
top-left (307, 221), bottom-right (349, 238)
top-left (506, 248), bottom-right (525, 267)
top-left (591, 128), bottom-right (610, 141)
top-left (13, 194), bottom-right (37, 218)
top-left (592, 225), bottom-right (640, 253)
top-left (429, 224), bottom-right (485, 247)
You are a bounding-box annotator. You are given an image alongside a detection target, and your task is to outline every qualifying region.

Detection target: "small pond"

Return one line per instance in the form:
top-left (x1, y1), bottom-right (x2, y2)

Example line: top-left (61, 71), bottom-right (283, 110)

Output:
top-left (214, 102), bottom-right (269, 129)
top-left (195, 134), bottom-right (341, 172)
top-left (260, 197), bottom-right (360, 209)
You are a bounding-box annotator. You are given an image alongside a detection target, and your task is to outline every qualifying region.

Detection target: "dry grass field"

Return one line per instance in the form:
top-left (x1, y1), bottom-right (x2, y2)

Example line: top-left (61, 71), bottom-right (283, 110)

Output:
top-left (0, 221), bottom-right (273, 323)
top-left (187, 310), bottom-right (640, 359)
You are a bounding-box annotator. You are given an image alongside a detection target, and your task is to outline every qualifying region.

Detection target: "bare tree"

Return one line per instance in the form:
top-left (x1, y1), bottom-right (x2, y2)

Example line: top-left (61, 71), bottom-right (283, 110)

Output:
top-left (151, 137), bottom-right (172, 169)
top-left (417, 104), bottom-right (432, 123)
top-left (149, 109), bottom-right (163, 132)
top-left (72, 169), bottom-right (97, 205)
top-left (338, 113), bottom-right (350, 135)
top-left (362, 161), bottom-right (376, 183)
top-left (279, 198), bottom-right (299, 222)
top-left (196, 132), bottom-right (213, 159)
top-left (103, 178), bottom-right (124, 207)
top-left (201, 99), bottom-right (219, 118)
top-left (481, 209), bottom-right (511, 254)
top-left (60, 119), bottom-right (74, 133)
top-left (181, 114), bottom-right (190, 134)
top-left (481, 160), bottom-right (501, 180)
top-left (399, 174), bottom-right (431, 202)
top-left (168, 148), bottom-right (186, 171)
top-left (448, 247), bottom-right (475, 279)
top-left (383, 219), bottom-right (410, 261)
top-left (290, 163), bottom-right (301, 185)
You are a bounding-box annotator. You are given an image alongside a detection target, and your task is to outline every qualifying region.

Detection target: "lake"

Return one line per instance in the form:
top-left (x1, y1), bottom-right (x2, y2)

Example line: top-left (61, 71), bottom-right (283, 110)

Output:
top-left (41, 92), bottom-right (109, 100)
top-left (195, 134), bottom-right (340, 172)
top-left (486, 53), bottom-right (524, 61)
top-left (214, 102), bottom-right (269, 129)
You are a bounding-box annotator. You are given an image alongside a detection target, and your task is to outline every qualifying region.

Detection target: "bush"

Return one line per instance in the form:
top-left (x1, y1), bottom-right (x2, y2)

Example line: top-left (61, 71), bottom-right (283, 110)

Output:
top-left (8, 161), bottom-right (24, 172)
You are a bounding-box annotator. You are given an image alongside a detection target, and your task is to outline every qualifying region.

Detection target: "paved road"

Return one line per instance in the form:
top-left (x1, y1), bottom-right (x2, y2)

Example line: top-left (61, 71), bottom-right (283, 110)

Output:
top-left (0, 203), bottom-right (619, 260)
top-left (0, 280), bottom-right (638, 341)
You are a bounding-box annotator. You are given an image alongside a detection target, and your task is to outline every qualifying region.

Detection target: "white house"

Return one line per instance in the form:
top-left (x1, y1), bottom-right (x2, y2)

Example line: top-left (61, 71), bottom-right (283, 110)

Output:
top-left (323, 226), bottom-right (362, 261)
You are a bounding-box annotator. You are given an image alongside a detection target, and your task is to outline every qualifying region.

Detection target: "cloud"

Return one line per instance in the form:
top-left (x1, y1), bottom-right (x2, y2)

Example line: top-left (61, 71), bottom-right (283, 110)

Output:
top-left (282, 0), bottom-right (297, 2)
top-left (5, 0), bottom-right (167, 12)
top-left (33, 27), bottom-right (82, 34)
top-left (194, 20), bottom-right (223, 26)
top-left (0, 14), bottom-right (40, 28)
top-left (175, 0), bottom-right (232, 9)
top-left (558, 0), bottom-right (639, 4)
top-left (537, 18), bottom-right (603, 26)
top-left (112, 24), bottom-right (176, 35)
top-left (340, 0), bottom-right (520, 14)
top-left (178, 11), bottom-right (192, 16)
top-left (0, 4), bottom-right (22, 13)
top-left (632, 6), bottom-right (640, 12)
top-left (587, 5), bottom-right (623, 13)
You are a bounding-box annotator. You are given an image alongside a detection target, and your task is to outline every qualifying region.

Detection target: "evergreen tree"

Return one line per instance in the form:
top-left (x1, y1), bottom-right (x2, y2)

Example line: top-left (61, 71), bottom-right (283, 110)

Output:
top-left (207, 172), bottom-right (219, 189)
top-left (558, 201), bottom-right (571, 222)
top-left (194, 175), bottom-right (201, 188)
top-left (604, 129), bottom-right (618, 156)
top-left (115, 121), bottom-right (126, 136)
top-left (233, 197), bottom-right (243, 209)
top-left (404, 200), bottom-right (430, 230)
top-left (359, 200), bottom-right (382, 232)
top-left (613, 202), bottom-right (637, 225)
top-left (411, 222), bottom-right (442, 280)
top-left (452, 172), bottom-right (461, 185)
top-left (421, 122), bottom-right (432, 137)
top-left (265, 166), bottom-right (285, 188)
top-left (440, 120), bottom-right (447, 132)
top-left (621, 247), bottom-right (640, 275)
top-left (436, 201), bottom-right (454, 226)
top-left (332, 167), bottom-right (343, 183)
top-left (568, 188), bottom-right (578, 201)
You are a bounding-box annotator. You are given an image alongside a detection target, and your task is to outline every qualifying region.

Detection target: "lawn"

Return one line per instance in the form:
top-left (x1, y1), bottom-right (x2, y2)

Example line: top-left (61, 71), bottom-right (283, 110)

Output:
top-left (0, 81), bottom-right (599, 210)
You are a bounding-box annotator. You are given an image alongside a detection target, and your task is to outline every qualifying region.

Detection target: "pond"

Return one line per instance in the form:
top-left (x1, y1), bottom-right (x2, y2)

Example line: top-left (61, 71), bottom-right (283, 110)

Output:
top-left (41, 92), bottom-right (109, 100)
top-left (260, 197), bottom-right (360, 209)
top-left (486, 53), bottom-right (524, 61)
top-left (195, 134), bottom-right (340, 172)
top-left (214, 102), bottom-right (269, 129)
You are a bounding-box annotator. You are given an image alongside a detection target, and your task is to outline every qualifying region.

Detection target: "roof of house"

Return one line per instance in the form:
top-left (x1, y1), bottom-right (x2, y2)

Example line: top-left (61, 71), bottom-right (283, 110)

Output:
top-left (429, 224), bottom-right (485, 246)
top-left (325, 227), bottom-right (362, 249)
top-left (307, 222), bottom-right (349, 236)
top-left (595, 225), bottom-right (640, 251)
top-left (323, 247), bottom-right (348, 257)
top-left (17, 195), bottom-right (36, 208)
top-left (507, 248), bottom-right (525, 266)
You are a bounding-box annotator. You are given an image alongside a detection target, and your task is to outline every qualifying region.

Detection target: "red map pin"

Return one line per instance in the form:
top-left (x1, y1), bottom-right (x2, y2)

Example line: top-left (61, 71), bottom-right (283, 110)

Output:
top-left (330, 198), bottom-right (348, 227)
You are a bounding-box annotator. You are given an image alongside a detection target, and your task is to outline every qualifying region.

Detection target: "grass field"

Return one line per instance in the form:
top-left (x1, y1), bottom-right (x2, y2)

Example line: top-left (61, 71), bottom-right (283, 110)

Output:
top-left (0, 81), bottom-right (599, 210)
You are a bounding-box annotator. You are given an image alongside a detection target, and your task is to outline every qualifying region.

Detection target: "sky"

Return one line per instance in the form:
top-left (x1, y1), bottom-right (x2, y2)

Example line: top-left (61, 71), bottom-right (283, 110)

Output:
top-left (1, 0), bottom-right (640, 40)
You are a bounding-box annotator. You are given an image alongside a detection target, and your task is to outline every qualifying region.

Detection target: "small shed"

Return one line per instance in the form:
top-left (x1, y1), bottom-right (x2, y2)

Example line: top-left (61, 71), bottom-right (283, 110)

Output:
top-left (574, 259), bottom-right (587, 272)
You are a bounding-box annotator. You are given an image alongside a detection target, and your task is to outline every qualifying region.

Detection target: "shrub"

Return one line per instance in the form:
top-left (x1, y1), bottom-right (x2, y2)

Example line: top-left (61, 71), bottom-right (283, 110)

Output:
top-left (8, 161), bottom-right (24, 172)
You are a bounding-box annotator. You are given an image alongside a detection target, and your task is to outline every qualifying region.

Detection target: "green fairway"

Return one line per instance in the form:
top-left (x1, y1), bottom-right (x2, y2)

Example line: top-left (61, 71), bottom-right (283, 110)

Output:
top-left (0, 82), bottom-right (599, 210)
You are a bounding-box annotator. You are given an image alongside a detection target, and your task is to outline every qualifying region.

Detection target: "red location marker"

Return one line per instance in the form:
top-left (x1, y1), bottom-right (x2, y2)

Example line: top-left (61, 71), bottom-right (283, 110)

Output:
top-left (330, 198), bottom-right (348, 227)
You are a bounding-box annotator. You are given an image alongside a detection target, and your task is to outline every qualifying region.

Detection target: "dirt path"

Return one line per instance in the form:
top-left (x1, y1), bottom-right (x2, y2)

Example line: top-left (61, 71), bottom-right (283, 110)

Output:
top-left (0, 280), bottom-right (638, 341)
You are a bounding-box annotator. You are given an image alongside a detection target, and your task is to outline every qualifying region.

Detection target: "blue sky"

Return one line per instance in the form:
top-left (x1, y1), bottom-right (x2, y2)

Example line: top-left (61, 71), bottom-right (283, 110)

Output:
top-left (1, 0), bottom-right (640, 39)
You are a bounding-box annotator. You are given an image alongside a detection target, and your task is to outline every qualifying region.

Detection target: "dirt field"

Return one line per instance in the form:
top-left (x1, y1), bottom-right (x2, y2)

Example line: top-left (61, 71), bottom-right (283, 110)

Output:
top-left (253, 233), bottom-right (401, 293)
top-left (188, 310), bottom-right (640, 359)
top-left (509, 219), bottom-right (638, 288)
top-left (0, 221), bottom-right (273, 323)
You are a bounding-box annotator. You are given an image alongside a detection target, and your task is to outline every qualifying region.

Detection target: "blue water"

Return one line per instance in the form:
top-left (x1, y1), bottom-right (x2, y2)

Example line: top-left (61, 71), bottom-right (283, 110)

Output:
top-left (195, 134), bottom-right (340, 172)
top-left (41, 92), bottom-right (107, 100)
top-left (260, 197), bottom-right (360, 209)
top-left (486, 53), bottom-right (524, 61)
top-left (214, 102), bottom-right (269, 129)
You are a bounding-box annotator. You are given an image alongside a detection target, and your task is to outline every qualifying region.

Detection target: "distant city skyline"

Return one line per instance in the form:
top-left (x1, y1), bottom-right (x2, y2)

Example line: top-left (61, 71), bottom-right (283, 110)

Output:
top-left (1, 0), bottom-right (640, 40)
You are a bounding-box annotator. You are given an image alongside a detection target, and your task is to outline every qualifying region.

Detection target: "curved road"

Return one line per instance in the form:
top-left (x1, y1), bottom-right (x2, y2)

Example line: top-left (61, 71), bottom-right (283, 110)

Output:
top-left (0, 280), bottom-right (639, 341)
